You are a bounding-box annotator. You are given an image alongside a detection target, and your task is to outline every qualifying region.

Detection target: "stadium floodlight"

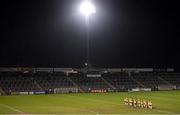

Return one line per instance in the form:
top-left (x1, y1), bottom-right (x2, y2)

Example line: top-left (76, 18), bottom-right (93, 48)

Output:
top-left (79, 0), bottom-right (96, 68)
top-left (80, 0), bottom-right (96, 17)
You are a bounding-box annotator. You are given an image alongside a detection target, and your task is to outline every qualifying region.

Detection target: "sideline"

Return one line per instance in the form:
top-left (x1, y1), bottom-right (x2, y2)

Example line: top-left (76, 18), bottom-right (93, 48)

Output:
top-left (0, 104), bottom-right (24, 114)
top-left (84, 109), bottom-right (100, 115)
top-left (154, 109), bottom-right (175, 114)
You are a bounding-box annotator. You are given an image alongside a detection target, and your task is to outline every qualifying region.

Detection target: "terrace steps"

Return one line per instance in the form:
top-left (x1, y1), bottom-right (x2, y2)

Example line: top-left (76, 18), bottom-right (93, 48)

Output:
top-left (101, 77), bottom-right (116, 89)
top-left (66, 76), bottom-right (84, 93)
top-left (131, 76), bottom-right (145, 87)
top-left (34, 80), bottom-right (43, 91)
top-left (0, 86), bottom-right (5, 95)
top-left (158, 76), bottom-right (172, 86)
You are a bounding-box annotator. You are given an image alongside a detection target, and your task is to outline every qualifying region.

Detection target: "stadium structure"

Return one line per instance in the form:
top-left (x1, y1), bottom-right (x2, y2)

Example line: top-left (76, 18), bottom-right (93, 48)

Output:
top-left (0, 67), bottom-right (179, 95)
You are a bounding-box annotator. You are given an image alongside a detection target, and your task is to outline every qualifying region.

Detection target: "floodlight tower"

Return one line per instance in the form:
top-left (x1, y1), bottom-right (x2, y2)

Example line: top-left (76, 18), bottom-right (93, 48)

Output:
top-left (80, 0), bottom-right (96, 68)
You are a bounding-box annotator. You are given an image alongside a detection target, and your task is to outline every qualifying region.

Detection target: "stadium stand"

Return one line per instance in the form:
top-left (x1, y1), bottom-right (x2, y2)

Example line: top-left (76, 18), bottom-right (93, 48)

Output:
top-left (102, 72), bottom-right (140, 91)
top-left (68, 73), bottom-right (109, 92)
top-left (0, 68), bottom-right (180, 95)
top-left (0, 72), bottom-right (39, 94)
top-left (33, 72), bottom-right (74, 90)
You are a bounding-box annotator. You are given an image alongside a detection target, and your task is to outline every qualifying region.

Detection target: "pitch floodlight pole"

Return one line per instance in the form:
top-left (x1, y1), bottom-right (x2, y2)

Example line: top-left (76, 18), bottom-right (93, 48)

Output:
top-left (80, 1), bottom-right (96, 68)
top-left (86, 16), bottom-right (90, 68)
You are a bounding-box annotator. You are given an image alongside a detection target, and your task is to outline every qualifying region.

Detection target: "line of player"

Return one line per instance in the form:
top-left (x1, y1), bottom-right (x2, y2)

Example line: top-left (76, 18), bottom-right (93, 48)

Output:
top-left (124, 97), bottom-right (153, 109)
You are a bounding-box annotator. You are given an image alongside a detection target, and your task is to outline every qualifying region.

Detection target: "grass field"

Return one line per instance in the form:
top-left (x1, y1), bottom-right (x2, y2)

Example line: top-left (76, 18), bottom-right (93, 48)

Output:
top-left (0, 91), bottom-right (180, 114)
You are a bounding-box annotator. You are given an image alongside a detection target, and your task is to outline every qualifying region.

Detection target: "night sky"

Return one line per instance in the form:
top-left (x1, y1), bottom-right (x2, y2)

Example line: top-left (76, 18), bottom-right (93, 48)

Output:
top-left (1, 0), bottom-right (180, 70)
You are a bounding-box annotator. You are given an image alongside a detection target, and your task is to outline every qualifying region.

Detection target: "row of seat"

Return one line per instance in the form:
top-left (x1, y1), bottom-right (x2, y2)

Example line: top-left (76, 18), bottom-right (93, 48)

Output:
top-left (0, 72), bottom-right (179, 94)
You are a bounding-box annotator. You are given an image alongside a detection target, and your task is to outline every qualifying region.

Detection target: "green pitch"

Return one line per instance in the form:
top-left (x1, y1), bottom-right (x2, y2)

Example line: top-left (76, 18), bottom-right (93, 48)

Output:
top-left (0, 91), bottom-right (180, 114)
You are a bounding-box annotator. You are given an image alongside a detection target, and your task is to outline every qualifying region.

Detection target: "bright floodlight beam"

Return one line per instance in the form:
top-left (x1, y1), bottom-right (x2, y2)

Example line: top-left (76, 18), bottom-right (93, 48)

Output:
top-left (80, 1), bottom-right (96, 68)
top-left (80, 1), bottom-right (96, 17)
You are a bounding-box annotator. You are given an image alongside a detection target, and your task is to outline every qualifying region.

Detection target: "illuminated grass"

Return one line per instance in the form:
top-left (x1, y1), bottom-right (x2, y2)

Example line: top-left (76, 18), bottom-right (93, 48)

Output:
top-left (0, 91), bottom-right (180, 114)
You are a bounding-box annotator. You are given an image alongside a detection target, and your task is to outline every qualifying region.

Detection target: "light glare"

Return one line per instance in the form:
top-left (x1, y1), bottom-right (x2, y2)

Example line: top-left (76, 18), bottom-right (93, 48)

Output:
top-left (80, 1), bottom-right (96, 16)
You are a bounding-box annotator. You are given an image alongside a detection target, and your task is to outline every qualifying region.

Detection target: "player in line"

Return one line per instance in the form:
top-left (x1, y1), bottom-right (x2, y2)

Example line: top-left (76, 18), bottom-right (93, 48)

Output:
top-left (124, 97), bottom-right (153, 109)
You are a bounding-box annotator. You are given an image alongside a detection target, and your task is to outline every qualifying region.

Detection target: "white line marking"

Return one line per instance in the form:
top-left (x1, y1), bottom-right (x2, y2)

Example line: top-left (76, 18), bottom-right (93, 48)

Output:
top-left (85, 109), bottom-right (100, 115)
top-left (0, 104), bottom-right (24, 114)
top-left (155, 109), bottom-right (175, 114)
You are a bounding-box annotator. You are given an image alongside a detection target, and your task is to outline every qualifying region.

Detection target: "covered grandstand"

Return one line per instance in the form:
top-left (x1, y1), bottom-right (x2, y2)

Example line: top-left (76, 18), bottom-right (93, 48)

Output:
top-left (0, 67), bottom-right (179, 95)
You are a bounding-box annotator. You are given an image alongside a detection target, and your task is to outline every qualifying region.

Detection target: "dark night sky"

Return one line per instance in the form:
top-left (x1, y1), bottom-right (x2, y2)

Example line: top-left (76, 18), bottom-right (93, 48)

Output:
top-left (1, 0), bottom-right (180, 70)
